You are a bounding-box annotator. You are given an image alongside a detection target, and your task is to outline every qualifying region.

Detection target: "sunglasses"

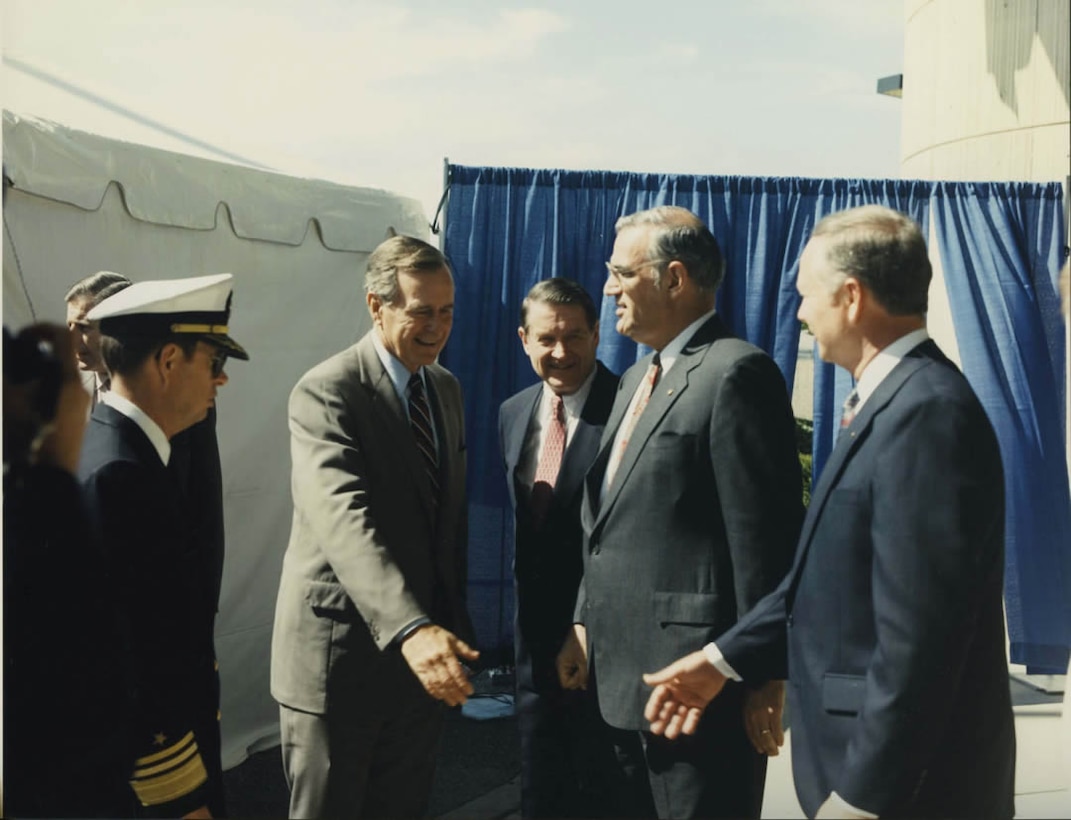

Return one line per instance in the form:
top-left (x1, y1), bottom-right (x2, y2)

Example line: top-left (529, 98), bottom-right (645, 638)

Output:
top-left (209, 349), bottom-right (229, 378)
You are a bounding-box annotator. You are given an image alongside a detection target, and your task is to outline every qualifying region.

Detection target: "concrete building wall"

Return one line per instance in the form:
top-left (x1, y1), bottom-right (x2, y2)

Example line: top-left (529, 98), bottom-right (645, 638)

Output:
top-left (900, 0), bottom-right (1069, 183)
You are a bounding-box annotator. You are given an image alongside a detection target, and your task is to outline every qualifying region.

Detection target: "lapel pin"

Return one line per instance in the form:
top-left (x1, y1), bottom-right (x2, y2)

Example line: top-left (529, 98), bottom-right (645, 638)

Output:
top-left (667, 388), bottom-right (674, 396)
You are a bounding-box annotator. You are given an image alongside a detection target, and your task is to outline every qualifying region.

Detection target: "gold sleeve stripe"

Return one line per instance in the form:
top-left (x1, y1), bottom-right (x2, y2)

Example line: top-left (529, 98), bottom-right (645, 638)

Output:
top-left (130, 751), bottom-right (208, 807)
top-left (133, 740), bottom-right (199, 778)
top-left (134, 731), bottom-right (197, 766)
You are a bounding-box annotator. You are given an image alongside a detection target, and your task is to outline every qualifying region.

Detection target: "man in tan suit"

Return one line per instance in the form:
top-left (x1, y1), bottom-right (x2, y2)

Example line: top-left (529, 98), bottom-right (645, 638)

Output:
top-left (270, 235), bottom-right (478, 819)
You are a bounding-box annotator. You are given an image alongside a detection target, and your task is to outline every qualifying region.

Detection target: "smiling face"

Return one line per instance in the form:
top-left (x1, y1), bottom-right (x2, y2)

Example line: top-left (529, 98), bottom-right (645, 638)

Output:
top-left (519, 301), bottom-right (599, 396)
top-left (369, 266), bottom-right (455, 373)
top-left (604, 226), bottom-right (671, 349)
top-left (66, 295), bottom-right (104, 373)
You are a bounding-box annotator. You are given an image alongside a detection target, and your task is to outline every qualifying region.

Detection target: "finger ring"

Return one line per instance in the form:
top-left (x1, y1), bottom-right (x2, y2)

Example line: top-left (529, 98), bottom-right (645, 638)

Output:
top-left (760, 729), bottom-right (771, 734)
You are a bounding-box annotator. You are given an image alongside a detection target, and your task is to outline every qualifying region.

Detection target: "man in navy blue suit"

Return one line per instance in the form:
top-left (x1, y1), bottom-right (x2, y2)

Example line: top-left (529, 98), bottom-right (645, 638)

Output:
top-left (499, 278), bottom-right (626, 817)
top-left (643, 205), bottom-right (1015, 819)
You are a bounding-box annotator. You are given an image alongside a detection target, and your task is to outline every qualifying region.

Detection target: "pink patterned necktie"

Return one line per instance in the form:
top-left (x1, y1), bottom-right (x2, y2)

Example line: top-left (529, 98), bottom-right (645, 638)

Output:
top-left (530, 393), bottom-right (566, 526)
top-left (606, 355), bottom-right (661, 487)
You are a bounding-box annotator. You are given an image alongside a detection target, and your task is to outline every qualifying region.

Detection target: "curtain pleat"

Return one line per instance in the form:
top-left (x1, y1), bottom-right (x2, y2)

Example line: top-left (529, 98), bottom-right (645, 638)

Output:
top-left (442, 164), bottom-right (1068, 672)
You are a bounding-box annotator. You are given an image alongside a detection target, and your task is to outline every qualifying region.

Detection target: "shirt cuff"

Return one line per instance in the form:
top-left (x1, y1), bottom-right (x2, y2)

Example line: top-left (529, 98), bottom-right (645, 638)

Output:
top-left (829, 791), bottom-right (878, 818)
top-left (702, 642), bottom-right (743, 682)
top-left (392, 616), bottom-right (431, 646)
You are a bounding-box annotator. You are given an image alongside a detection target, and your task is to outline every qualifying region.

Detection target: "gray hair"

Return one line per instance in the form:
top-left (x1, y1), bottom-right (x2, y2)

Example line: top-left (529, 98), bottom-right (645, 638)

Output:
top-left (811, 205), bottom-right (931, 316)
top-left (364, 235), bottom-right (451, 304)
top-left (615, 206), bottom-right (724, 294)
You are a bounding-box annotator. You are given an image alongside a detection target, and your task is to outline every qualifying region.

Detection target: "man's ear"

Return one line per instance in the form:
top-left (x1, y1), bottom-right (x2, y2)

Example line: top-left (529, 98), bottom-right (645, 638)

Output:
top-left (663, 260), bottom-right (686, 294)
top-left (844, 277), bottom-right (865, 323)
top-left (154, 342), bottom-right (184, 385)
top-left (367, 291), bottom-right (382, 324)
top-left (517, 326), bottom-right (529, 351)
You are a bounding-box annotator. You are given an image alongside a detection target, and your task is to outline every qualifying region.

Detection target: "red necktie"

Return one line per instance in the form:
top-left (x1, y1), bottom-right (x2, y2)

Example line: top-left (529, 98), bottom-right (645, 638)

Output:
top-left (530, 393), bottom-right (565, 526)
top-left (606, 355), bottom-right (661, 487)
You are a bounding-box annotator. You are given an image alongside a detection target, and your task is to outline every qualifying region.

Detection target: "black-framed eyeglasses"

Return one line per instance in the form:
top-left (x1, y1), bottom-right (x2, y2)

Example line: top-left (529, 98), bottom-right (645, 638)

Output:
top-left (605, 259), bottom-right (664, 279)
top-left (209, 350), bottom-right (229, 378)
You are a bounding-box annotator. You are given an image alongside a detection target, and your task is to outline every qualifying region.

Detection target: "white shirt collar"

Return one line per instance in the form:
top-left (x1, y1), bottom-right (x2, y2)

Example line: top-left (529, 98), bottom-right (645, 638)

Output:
top-left (541, 364), bottom-right (597, 420)
top-left (853, 328), bottom-right (931, 411)
top-left (372, 330), bottom-right (424, 406)
top-left (657, 308), bottom-right (717, 375)
top-left (101, 391), bottom-right (172, 465)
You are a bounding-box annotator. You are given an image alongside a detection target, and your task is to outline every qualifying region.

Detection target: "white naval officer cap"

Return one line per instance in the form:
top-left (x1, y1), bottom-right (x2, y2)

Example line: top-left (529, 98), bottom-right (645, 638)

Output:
top-left (87, 272), bottom-right (249, 360)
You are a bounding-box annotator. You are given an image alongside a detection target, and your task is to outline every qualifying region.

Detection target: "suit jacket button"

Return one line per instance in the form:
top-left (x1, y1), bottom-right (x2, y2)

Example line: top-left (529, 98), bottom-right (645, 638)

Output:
top-left (787, 614), bottom-right (794, 627)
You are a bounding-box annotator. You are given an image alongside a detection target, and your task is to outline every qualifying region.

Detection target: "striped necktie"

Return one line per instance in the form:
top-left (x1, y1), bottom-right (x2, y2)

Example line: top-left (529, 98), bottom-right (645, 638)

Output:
top-left (606, 354), bottom-right (661, 487)
top-left (407, 372), bottom-right (440, 500)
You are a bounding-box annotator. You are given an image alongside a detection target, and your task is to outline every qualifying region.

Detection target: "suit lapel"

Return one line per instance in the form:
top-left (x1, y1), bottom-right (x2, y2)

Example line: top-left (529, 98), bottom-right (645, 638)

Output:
top-left (585, 362), bottom-right (643, 524)
top-left (592, 317), bottom-right (726, 528)
top-left (788, 351), bottom-right (934, 603)
top-left (92, 403), bottom-right (169, 469)
top-left (504, 385), bottom-right (542, 483)
top-left (356, 336), bottom-right (439, 522)
top-left (425, 367), bottom-right (461, 518)
top-left (553, 364), bottom-right (616, 510)
top-left (556, 417), bottom-right (598, 508)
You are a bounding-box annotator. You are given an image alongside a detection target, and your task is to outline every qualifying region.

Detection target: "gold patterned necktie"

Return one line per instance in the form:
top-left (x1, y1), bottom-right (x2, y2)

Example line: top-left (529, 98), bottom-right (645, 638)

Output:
top-left (606, 354), bottom-right (661, 487)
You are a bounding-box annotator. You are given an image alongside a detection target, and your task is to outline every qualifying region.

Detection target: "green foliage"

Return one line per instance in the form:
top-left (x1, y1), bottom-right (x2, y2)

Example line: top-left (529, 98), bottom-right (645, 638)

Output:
top-left (795, 417), bottom-right (813, 455)
top-left (795, 417), bottom-right (814, 506)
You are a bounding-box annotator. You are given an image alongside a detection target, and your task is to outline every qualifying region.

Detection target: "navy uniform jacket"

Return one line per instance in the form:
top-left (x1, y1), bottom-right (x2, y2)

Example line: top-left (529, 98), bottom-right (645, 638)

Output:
top-left (3, 463), bottom-right (133, 817)
top-left (716, 340), bottom-right (1015, 818)
top-left (79, 403), bottom-right (220, 816)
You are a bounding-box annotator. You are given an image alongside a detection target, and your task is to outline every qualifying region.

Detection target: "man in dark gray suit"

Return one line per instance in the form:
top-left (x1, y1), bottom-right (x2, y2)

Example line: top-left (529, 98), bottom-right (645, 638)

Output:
top-left (499, 278), bottom-right (623, 818)
top-left (557, 206), bottom-right (804, 818)
top-left (644, 205), bottom-right (1015, 818)
top-left (270, 235), bottom-right (478, 819)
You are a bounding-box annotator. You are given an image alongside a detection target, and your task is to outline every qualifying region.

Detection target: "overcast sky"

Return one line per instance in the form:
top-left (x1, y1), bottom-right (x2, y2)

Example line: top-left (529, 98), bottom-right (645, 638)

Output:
top-left (2, 0), bottom-right (906, 218)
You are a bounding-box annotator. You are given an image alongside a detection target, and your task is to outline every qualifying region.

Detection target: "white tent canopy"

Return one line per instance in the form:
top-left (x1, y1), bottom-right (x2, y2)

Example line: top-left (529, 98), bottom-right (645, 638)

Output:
top-left (3, 110), bottom-right (430, 766)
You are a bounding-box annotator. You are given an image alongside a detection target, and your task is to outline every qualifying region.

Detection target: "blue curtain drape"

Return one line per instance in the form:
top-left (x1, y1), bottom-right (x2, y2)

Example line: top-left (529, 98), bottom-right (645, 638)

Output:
top-left (931, 181), bottom-right (1070, 672)
top-left (441, 163), bottom-right (1069, 673)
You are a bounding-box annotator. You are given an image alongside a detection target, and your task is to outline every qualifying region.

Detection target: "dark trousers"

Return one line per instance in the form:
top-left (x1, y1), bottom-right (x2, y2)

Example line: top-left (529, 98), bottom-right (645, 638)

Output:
top-left (603, 683), bottom-right (768, 819)
top-left (517, 680), bottom-right (640, 818)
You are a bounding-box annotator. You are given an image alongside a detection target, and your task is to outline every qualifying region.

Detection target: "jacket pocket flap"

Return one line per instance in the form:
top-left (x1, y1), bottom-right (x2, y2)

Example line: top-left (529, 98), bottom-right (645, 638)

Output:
top-left (822, 673), bottom-right (866, 715)
top-left (652, 591), bottom-right (716, 625)
top-left (304, 580), bottom-right (351, 613)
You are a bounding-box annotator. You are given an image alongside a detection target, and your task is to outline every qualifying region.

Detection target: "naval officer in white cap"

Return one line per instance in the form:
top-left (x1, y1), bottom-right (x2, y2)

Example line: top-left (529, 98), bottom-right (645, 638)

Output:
top-left (78, 273), bottom-right (248, 818)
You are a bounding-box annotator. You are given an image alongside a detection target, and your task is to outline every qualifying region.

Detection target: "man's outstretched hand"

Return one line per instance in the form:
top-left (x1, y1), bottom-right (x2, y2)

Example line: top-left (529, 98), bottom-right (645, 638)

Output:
top-left (642, 650), bottom-right (727, 739)
top-left (400, 624), bottom-right (480, 707)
